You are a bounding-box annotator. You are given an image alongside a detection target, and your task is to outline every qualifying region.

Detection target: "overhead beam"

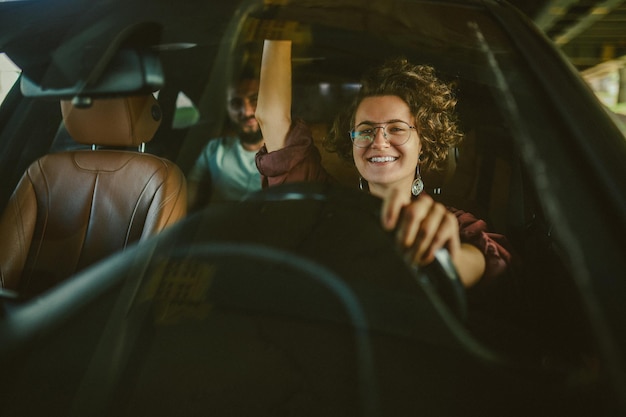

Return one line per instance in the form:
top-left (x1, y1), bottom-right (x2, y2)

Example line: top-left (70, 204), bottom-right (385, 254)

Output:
top-left (553, 0), bottom-right (626, 46)
top-left (534, 0), bottom-right (580, 31)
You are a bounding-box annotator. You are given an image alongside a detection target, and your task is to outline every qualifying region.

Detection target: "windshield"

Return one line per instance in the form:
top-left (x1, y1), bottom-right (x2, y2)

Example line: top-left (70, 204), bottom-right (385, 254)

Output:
top-left (1, 1), bottom-right (625, 416)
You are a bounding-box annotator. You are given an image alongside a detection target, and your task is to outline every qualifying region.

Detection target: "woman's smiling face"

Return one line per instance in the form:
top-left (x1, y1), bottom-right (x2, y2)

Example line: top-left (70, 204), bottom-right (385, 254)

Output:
top-left (352, 95), bottom-right (421, 198)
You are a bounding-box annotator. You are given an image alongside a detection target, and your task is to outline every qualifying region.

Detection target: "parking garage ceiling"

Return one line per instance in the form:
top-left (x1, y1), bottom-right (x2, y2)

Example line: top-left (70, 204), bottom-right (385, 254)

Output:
top-left (510, 0), bottom-right (626, 71)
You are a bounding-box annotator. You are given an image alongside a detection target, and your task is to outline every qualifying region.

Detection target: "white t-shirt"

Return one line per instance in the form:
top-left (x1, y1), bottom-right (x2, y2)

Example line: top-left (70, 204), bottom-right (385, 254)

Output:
top-left (188, 136), bottom-right (261, 203)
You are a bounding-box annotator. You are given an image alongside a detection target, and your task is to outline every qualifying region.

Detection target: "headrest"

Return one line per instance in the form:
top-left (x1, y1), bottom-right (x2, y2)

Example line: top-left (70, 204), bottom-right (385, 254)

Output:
top-left (60, 94), bottom-right (162, 147)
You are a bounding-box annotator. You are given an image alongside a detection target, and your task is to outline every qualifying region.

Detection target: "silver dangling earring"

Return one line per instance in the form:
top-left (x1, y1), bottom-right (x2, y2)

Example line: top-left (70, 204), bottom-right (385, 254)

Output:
top-left (411, 165), bottom-right (424, 196)
top-left (359, 177), bottom-right (369, 192)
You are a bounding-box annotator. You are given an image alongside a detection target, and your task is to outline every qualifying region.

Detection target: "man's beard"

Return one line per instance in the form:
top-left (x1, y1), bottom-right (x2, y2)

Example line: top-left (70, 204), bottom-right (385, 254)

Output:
top-left (238, 127), bottom-right (263, 145)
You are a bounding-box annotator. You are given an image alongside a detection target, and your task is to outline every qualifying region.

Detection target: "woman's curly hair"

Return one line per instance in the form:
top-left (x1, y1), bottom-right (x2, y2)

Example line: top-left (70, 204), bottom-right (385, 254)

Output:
top-left (324, 58), bottom-right (463, 173)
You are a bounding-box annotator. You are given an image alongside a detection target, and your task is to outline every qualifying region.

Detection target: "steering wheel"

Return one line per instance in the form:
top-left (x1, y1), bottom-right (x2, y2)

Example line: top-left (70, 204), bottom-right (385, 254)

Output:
top-left (0, 181), bottom-right (475, 417)
top-left (243, 181), bottom-right (468, 322)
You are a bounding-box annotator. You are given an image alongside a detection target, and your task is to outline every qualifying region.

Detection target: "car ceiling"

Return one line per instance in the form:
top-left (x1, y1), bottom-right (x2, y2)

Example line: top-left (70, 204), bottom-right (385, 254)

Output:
top-left (0, 0), bottom-right (241, 87)
top-left (0, 0), bottom-right (623, 84)
top-left (0, 0), bottom-right (514, 93)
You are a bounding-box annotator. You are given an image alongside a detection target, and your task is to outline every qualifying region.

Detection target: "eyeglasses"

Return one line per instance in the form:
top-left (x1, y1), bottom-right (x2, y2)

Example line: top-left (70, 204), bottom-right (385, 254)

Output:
top-left (350, 121), bottom-right (415, 148)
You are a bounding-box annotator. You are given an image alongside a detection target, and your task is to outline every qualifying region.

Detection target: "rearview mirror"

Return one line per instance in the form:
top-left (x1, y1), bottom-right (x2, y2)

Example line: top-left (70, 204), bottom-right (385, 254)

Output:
top-left (20, 48), bottom-right (164, 100)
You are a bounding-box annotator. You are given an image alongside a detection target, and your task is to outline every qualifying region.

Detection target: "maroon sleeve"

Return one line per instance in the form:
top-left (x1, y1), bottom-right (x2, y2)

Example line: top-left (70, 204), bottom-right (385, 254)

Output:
top-left (448, 206), bottom-right (514, 282)
top-left (255, 118), bottom-right (333, 188)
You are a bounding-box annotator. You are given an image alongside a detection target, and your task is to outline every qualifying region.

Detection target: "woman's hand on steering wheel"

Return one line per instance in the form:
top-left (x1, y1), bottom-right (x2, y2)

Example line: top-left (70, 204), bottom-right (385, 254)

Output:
top-left (380, 189), bottom-right (485, 287)
top-left (381, 190), bottom-right (461, 267)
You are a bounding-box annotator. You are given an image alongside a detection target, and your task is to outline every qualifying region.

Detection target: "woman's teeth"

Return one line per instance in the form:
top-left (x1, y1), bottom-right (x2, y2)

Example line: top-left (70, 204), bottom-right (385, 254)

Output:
top-left (369, 156), bottom-right (397, 163)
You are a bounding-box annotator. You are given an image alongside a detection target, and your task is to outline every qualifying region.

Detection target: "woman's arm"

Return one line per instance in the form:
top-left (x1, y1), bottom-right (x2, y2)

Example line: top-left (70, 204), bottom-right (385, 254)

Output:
top-left (256, 39), bottom-right (292, 152)
top-left (255, 39), bottom-right (333, 186)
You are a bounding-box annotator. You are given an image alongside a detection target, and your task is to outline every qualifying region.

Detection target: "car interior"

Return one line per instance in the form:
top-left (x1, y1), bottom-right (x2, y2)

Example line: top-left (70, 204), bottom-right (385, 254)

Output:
top-left (1, 0), bottom-right (624, 415)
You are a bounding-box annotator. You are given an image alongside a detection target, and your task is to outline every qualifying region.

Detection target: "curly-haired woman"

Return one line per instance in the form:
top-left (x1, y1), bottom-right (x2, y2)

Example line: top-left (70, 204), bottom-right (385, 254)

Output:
top-left (255, 40), bottom-right (512, 287)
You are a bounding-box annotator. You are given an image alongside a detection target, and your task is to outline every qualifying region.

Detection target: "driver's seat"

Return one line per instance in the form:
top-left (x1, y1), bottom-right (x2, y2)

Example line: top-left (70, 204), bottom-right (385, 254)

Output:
top-left (0, 94), bottom-right (187, 298)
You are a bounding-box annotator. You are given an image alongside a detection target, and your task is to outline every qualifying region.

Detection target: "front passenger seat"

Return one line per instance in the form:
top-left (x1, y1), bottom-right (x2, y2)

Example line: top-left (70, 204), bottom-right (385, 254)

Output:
top-left (0, 94), bottom-right (187, 298)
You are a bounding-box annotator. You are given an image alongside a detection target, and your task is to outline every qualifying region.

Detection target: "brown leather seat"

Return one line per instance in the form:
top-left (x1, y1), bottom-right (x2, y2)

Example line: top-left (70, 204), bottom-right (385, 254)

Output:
top-left (0, 94), bottom-right (187, 297)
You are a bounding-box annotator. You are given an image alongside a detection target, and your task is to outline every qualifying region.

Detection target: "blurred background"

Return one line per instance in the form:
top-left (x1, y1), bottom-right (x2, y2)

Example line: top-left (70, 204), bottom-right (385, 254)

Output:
top-left (512, 0), bottom-right (626, 117)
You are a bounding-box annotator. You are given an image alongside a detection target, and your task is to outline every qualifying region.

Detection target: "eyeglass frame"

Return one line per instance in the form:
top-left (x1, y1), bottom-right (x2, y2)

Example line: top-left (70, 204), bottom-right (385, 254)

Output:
top-left (349, 120), bottom-right (416, 148)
